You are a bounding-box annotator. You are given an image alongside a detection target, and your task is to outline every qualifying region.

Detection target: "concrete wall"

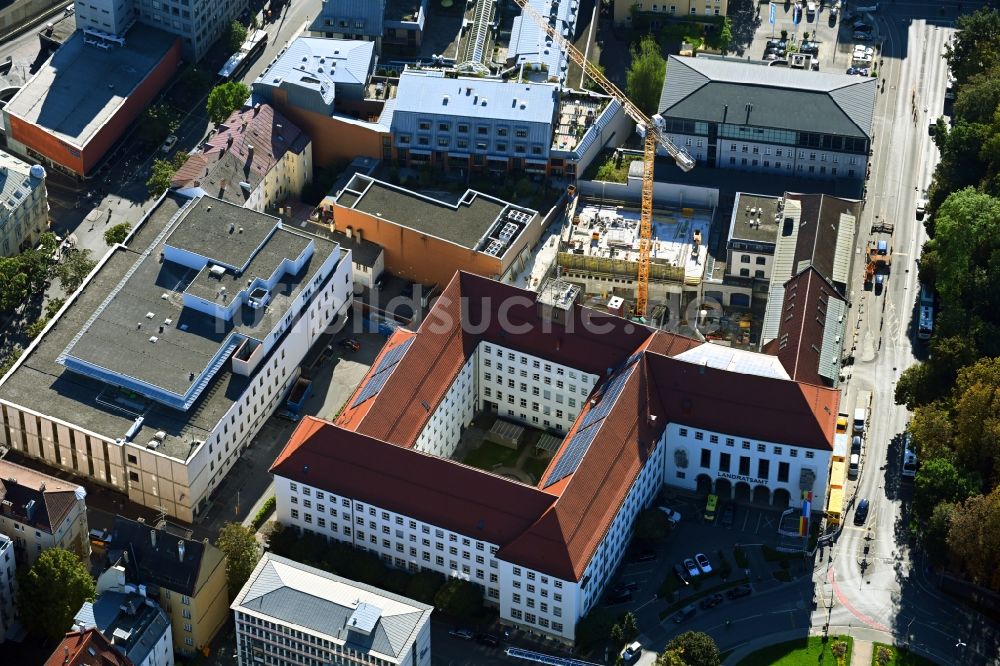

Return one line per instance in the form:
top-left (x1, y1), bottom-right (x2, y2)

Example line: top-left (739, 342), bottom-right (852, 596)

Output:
top-left (0, 0), bottom-right (64, 36)
top-left (332, 204), bottom-right (503, 287)
top-left (269, 89), bottom-right (387, 167)
top-left (576, 178), bottom-right (719, 209)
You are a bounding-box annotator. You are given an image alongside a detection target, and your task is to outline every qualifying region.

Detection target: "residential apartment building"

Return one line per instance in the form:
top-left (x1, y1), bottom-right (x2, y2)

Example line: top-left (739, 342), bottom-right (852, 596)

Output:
top-left (75, 0), bottom-right (138, 35)
top-left (45, 628), bottom-right (132, 666)
top-left (75, 590), bottom-right (174, 666)
top-left (100, 517), bottom-right (227, 656)
top-left (231, 553), bottom-right (433, 666)
top-left (614, 0), bottom-right (729, 25)
top-left (0, 153), bottom-right (49, 257)
top-left (172, 104), bottom-right (312, 214)
top-left (508, 0), bottom-right (579, 83)
top-left (0, 534), bottom-right (16, 644)
top-left (656, 55), bottom-right (876, 180)
top-left (0, 459), bottom-right (89, 566)
top-left (0, 193), bottom-right (353, 522)
top-left (271, 272), bottom-right (839, 643)
top-left (389, 69), bottom-right (559, 174)
top-left (252, 37), bottom-right (385, 167)
top-left (310, 0), bottom-right (429, 52)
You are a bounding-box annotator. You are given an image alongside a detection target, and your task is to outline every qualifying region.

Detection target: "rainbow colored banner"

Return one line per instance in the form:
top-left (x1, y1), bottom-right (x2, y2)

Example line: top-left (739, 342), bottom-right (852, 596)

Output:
top-left (799, 490), bottom-right (813, 536)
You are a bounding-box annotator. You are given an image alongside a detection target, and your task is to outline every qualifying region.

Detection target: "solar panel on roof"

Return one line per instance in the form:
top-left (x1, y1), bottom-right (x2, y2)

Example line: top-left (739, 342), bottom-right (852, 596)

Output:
top-left (545, 425), bottom-right (598, 486)
top-left (350, 338), bottom-right (415, 408)
top-left (578, 368), bottom-right (631, 431)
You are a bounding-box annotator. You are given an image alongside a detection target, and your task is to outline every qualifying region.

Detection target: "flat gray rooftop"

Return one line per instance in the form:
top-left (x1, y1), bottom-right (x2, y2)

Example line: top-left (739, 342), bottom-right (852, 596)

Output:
top-left (5, 25), bottom-right (178, 148)
top-left (0, 194), bottom-right (344, 460)
top-left (338, 175), bottom-right (507, 249)
top-left (731, 193), bottom-right (781, 245)
top-left (165, 196), bottom-right (276, 270)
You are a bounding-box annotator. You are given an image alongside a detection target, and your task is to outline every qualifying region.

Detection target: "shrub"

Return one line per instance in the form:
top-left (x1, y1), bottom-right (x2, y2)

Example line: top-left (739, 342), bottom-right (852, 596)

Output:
top-left (251, 496), bottom-right (276, 530)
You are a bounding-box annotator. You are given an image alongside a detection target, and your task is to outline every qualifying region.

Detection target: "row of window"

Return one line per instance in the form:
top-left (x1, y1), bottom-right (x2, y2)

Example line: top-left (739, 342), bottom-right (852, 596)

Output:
top-left (699, 449), bottom-right (793, 483)
top-left (678, 428), bottom-right (815, 459)
top-left (727, 157), bottom-right (855, 177)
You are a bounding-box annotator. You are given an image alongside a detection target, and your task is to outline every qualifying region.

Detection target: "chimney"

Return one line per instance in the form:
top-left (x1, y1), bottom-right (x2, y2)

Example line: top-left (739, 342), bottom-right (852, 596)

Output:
top-left (177, 540), bottom-right (185, 562)
top-left (150, 529), bottom-right (156, 548)
top-left (247, 144), bottom-right (254, 159)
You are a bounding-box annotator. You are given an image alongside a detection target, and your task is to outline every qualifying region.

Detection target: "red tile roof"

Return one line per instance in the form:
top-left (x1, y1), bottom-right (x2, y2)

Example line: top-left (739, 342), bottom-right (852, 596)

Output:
top-left (171, 103), bottom-right (308, 204)
top-left (45, 628), bottom-right (132, 666)
top-left (277, 272), bottom-right (840, 581)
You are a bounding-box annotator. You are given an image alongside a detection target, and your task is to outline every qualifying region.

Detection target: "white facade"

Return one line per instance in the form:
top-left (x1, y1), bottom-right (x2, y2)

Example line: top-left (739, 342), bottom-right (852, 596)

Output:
top-left (75, 0), bottom-right (137, 35)
top-left (0, 153), bottom-right (48, 257)
top-left (0, 535), bottom-right (16, 643)
top-left (0, 197), bottom-right (354, 523)
top-left (663, 423), bottom-right (828, 509)
top-left (273, 340), bottom-right (829, 643)
top-left (664, 133), bottom-right (868, 181)
top-left (478, 343), bottom-right (597, 434)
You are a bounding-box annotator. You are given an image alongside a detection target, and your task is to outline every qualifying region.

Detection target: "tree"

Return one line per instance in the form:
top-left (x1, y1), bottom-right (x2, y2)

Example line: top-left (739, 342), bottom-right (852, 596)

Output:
top-left (18, 548), bottom-right (95, 640)
top-left (226, 20), bottom-right (248, 53)
top-left (954, 71), bottom-right (1000, 124)
top-left (907, 404), bottom-right (954, 462)
top-left (56, 249), bottom-right (96, 294)
top-left (583, 62), bottom-right (607, 93)
top-left (663, 631), bottom-right (720, 666)
top-left (948, 487), bottom-right (1000, 592)
top-left (146, 152), bottom-right (188, 197)
top-left (924, 502), bottom-right (955, 566)
top-left (433, 579), bottom-right (483, 618)
top-left (104, 222), bottom-right (132, 246)
top-left (610, 622), bottom-right (624, 646)
top-left (26, 317), bottom-right (49, 339)
top-left (633, 508), bottom-right (669, 543)
top-left (575, 607), bottom-right (614, 651)
top-left (953, 357), bottom-right (1000, 486)
top-left (207, 81), bottom-right (251, 125)
top-left (875, 645), bottom-right (894, 666)
top-left (137, 103), bottom-right (180, 147)
top-left (45, 297), bottom-right (65, 320)
top-left (945, 8), bottom-right (1000, 86)
top-left (621, 611), bottom-right (638, 641)
top-left (626, 35), bottom-right (666, 115)
top-left (404, 570), bottom-right (444, 604)
top-left (913, 457), bottom-right (978, 524)
top-left (655, 648), bottom-right (688, 666)
top-left (216, 522), bottom-right (260, 598)
top-left (0, 256), bottom-right (30, 313)
top-left (716, 17), bottom-right (733, 52)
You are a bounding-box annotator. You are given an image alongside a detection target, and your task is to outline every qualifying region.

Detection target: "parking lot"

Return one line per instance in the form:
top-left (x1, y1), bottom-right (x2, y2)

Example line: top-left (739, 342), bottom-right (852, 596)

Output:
top-left (598, 489), bottom-right (815, 656)
top-left (747, 2), bottom-right (883, 76)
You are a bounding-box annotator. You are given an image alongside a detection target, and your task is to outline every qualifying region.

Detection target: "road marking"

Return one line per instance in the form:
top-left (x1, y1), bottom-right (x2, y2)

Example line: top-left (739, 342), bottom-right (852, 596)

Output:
top-left (827, 566), bottom-right (891, 632)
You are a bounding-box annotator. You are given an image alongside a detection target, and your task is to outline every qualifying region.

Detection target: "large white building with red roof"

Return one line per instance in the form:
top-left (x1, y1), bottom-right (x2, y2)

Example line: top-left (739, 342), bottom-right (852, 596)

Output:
top-left (270, 272), bottom-right (840, 643)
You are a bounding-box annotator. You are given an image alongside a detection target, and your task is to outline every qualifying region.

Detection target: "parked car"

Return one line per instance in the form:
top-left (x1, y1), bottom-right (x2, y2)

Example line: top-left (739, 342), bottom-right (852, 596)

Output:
top-left (851, 436), bottom-right (862, 454)
top-left (727, 584), bottom-right (753, 599)
top-left (276, 409), bottom-right (299, 422)
top-left (853, 32), bottom-right (873, 41)
top-left (854, 498), bottom-right (870, 525)
top-left (856, 67), bottom-right (871, 76)
top-left (340, 338), bottom-right (361, 352)
top-left (853, 21), bottom-right (873, 32)
top-left (613, 581), bottom-right (639, 593)
top-left (836, 414), bottom-right (850, 433)
top-left (476, 633), bottom-right (500, 647)
top-left (854, 45), bottom-right (874, 56)
top-left (683, 557), bottom-right (700, 578)
top-left (704, 493), bottom-right (719, 522)
top-left (916, 199), bottom-right (926, 220)
top-left (721, 501), bottom-right (735, 527)
top-left (449, 628), bottom-right (474, 640)
top-left (695, 553), bottom-right (713, 574)
top-left (621, 641), bottom-right (643, 663)
top-left (673, 562), bottom-right (690, 584)
top-left (673, 604), bottom-right (697, 623)
top-left (657, 505), bottom-right (682, 526)
top-left (699, 593), bottom-right (724, 610)
top-left (848, 453), bottom-right (861, 479)
top-left (161, 134), bottom-right (178, 153)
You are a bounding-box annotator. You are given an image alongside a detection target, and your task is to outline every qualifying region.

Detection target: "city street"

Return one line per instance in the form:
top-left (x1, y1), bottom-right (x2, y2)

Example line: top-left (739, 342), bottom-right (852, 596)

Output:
top-left (812, 3), bottom-right (1000, 665)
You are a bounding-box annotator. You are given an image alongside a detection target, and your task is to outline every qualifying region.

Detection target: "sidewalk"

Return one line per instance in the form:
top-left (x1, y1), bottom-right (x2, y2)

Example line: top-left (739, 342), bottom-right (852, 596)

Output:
top-left (852, 639), bottom-right (873, 666)
top-left (722, 626), bottom-right (895, 665)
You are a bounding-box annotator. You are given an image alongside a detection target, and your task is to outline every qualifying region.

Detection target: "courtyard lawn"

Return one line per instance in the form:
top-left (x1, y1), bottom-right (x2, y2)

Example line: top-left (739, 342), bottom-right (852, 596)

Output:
top-left (736, 636), bottom-right (853, 666)
top-left (870, 643), bottom-right (938, 666)
top-left (522, 455), bottom-right (552, 482)
top-left (461, 441), bottom-right (520, 471)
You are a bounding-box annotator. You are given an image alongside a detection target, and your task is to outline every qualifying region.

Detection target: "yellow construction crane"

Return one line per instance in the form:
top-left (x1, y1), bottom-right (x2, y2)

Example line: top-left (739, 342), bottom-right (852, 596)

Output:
top-left (510, 0), bottom-right (695, 317)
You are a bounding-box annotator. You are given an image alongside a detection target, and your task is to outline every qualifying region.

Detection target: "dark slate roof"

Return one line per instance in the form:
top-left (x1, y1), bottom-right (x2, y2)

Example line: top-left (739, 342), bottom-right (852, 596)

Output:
top-left (107, 516), bottom-right (212, 597)
top-left (327, 230), bottom-right (383, 268)
top-left (658, 55), bottom-right (877, 138)
top-left (0, 459), bottom-right (83, 535)
top-left (232, 554), bottom-right (431, 662)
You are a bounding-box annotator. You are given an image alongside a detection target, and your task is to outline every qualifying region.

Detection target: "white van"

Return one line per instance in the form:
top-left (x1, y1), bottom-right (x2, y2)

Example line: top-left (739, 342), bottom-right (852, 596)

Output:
top-left (853, 407), bottom-right (866, 434)
top-left (848, 453), bottom-right (861, 479)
